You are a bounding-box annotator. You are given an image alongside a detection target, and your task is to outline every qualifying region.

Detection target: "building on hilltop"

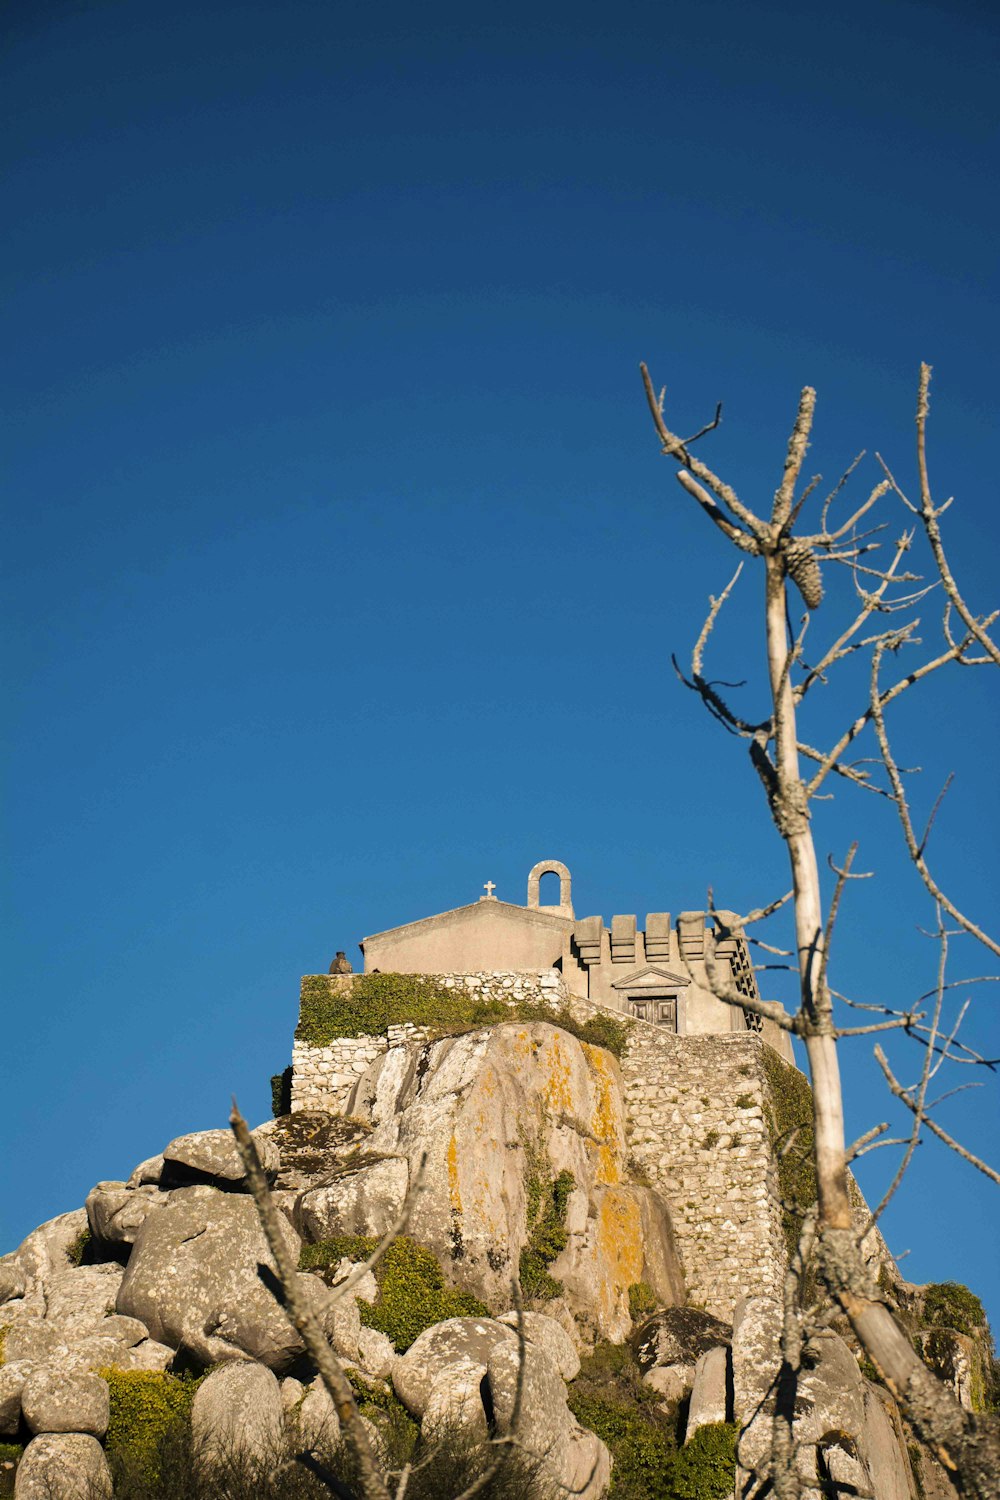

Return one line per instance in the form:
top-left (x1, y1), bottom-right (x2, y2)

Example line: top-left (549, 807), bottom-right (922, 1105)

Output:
top-left (357, 858), bottom-right (791, 1059)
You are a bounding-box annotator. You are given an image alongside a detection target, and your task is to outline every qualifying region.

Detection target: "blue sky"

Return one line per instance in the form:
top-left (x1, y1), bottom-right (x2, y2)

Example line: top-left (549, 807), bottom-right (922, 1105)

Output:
top-left (4, 0), bottom-right (998, 1323)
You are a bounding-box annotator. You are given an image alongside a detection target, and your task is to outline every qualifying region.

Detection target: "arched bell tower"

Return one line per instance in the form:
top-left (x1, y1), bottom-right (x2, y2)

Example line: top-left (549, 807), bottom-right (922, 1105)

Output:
top-left (526, 859), bottom-right (574, 919)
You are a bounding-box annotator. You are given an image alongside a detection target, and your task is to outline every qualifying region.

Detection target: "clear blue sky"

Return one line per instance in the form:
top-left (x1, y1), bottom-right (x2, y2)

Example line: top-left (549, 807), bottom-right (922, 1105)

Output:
top-left (4, 0), bottom-right (998, 1323)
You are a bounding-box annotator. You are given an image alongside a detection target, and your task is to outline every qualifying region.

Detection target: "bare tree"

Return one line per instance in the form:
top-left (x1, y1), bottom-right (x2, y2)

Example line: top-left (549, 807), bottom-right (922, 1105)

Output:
top-left (640, 363), bottom-right (1000, 1497)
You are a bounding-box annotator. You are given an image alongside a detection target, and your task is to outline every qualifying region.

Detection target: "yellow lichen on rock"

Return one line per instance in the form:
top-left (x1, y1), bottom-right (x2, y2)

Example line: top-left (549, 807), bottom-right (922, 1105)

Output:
top-left (446, 1133), bottom-right (462, 1216)
top-left (595, 1187), bottom-right (645, 1329)
top-left (582, 1043), bottom-right (623, 1186)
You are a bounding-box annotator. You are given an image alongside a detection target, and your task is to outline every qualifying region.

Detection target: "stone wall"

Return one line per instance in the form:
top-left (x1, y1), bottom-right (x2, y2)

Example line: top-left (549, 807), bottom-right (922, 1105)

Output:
top-left (290, 968), bottom-right (798, 1321)
top-left (291, 969), bottom-right (566, 1113)
top-left (617, 1022), bottom-right (787, 1320)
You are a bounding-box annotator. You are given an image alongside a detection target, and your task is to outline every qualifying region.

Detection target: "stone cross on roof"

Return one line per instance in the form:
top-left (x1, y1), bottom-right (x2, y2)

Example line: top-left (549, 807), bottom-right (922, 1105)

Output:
top-left (482, 880), bottom-right (497, 900)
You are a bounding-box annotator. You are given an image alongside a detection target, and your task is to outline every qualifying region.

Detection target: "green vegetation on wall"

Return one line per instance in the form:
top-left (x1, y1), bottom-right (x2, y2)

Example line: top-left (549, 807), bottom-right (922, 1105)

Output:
top-left (299, 1234), bottom-right (487, 1352)
top-left (68, 1226), bottom-right (92, 1267)
top-left (760, 1045), bottom-right (817, 1260)
top-left (296, 973), bottom-right (630, 1057)
top-left (270, 1065), bottom-right (293, 1117)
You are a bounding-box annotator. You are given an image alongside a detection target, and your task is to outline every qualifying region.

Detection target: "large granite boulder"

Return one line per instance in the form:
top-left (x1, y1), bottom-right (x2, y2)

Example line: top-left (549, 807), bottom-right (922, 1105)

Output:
top-left (21, 1368), bottom-right (109, 1438)
top-left (40, 1264), bottom-right (124, 1338)
top-left (14, 1432), bottom-right (112, 1499)
top-left (296, 1155), bottom-right (409, 1242)
top-left (296, 1377), bottom-right (342, 1452)
top-left (391, 1316), bottom-right (517, 1418)
top-left (116, 1185), bottom-right (303, 1369)
top-left (486, 1337), bottom-right (611, 1500)
top-left (731, 1295), bottom-right (913, 1495)
top-left (161, 1128), bottom-right (279, 1189)
top-left (191, 1361), bottom-right (284, 1470)
top-left (497, 1309), bottom-right (580, 1380)
top-left (258, 1112), bottom-right (374, 1193)
top-left (7, 1211), bottom-right (89, 1314)
top-left (86, 1182), bottom-right (166, 1247)
top-left (341, 1023), bottom-right (685, 1337)
top-left (0, 1363), bottom-right (32, 1438)
top-left (633, 1305), bottom-right (733, 1402)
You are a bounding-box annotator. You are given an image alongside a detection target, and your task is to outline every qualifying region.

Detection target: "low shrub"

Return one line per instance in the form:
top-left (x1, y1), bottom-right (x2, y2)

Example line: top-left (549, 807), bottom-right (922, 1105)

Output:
top-left (100, 1368), bottom-right (202, 1484)
top-left (300, 1234), bottom-right (488, 1352)
top-left (567, 1339), bottom-right (678, 1497)
top-left (68, 1226), bottom-right (93, 1267)
top-left (668, 1423), bottom-right (737, 1499)
top-left (271, 1066), bottom-right (293, 1117)
top-left (628, 1282), bottom-right (658, 1322)
top-left (520, 1155), bottom-right (575, 1301)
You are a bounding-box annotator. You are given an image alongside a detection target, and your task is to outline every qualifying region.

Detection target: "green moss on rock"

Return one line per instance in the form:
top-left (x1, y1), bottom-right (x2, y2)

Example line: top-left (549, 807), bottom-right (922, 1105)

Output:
top-left (519, 1152), bottom-right (574, 1301)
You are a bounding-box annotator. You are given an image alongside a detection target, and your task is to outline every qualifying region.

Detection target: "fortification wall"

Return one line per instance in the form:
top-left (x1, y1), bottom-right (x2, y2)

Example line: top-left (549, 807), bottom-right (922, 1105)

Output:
top-left (291, 969), bottom-right (565, 1113)
top-left (618, 1024), bottom-right (787, 1319)
top-left (292, 970), bottom-right (792, 1318)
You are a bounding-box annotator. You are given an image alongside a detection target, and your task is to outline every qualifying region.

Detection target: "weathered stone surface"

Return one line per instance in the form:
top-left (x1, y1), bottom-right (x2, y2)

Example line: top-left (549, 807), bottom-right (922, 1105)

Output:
top-left (280, 1376), bottom-right (305, 1423)
top-left (348, 1023), bottom-right (684, 1335)
top-left (0, 1259), bottom-right (26, 1304)
top-left (9, 1211), bottom-right (89, 1313)
top-left (632, 1305), bottom-right (733, 1373)
top-left (21, 1368), bottom-right (109, 1438)
top-left (297, 1378), bottom-right (341, 1451)
top-left (392, 1317), bottom-right (517, 1418)
top-left (42, 1265), bottom-right (124, 1337)
top-left (497, 1310), bottom-right (580, 1380)
top-left (421, 1357), bottom-right (488, 1441)
top-left (264, 1112), bottom-right (374, 1193)
top-left (117, 1338), bottom-right (176, 1372)
top-left (685, 1346), bottom-right (729, 1437)
top-left (116, 1185), bottom-right (304, 1369)
top-left (86, 1182), bottom-right (165, 1246)
top-left (562, 1422), bottom-right (613, 1500)
top-left (0, 1362), bottom-right (32, 1438)
top-left (861, 1385), bottom-right (912, 1500)
top-left (162, 1128), bottom-right (279, 1187)
top-left (14, 1433), bottom-right (112, 1500)
top-left (328, 1258), bottom-right (379, 1305)
top-left (552, 1181), bottom-right (685, 1342)
top-left (318, 1286), bottom-right (361, 1360)
top-left (731, 1296), bottom-right (912, 1493)
top-left (356, 1326), bottom-right (395, 1380)
top-left (1, 1317), bottom-right (64, 1366)
top-left (486, 1338), bottom-right (611, 1500)
top-left (191, 1362), bottom-right (284, 1469)
top-left (296, 1155), bottom-right (409, 1242)
top-left (126, 1154), bottom-right (164, 1188)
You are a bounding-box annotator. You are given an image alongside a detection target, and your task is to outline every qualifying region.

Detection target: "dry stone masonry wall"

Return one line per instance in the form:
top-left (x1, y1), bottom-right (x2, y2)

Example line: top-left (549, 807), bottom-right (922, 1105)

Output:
top-left (620, 1025), bottom-right (786, 1320)
top-left (291, 970), bottom-right (566, 1113)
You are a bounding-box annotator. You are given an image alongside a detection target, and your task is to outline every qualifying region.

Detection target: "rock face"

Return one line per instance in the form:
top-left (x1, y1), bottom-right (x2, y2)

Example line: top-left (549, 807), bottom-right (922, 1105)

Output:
top-left (191, 1362), bottom-right (284, 1470)
top-left (342, 1023), bottom-right (685, 1337)
top-left (731, 1295), bottom-right (915, 1496)
top-left (14, 1433), bottom-right (112, 1500)
top-left (21, 1369), bottom-right (110, 1438)
top-left (116, 1185), bottom-right (304, 1369)
top-left (161, 1128), bottom-right (279, 1188)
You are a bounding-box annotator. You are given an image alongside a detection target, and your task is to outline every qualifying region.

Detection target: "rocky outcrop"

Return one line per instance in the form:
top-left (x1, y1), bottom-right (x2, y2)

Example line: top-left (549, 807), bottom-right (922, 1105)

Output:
top-left (191, 1361), bottom-right (284, 1469)
top-left (116, 1185), bottom-right (304, 1369)
top-left (340, 1022), bottom-right (685, 1337)
top-left (14, 1433), bottom-right (112, 1499)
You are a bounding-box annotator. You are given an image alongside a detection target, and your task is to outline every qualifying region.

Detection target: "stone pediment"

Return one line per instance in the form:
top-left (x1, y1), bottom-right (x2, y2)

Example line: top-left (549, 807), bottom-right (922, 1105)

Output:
top-left (610, 965), bottom-right (690, 991)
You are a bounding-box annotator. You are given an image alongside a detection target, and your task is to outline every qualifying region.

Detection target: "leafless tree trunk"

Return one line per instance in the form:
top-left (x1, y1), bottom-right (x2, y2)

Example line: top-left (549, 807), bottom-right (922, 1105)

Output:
top-left (640, 363), bottom-right (1000, 1497)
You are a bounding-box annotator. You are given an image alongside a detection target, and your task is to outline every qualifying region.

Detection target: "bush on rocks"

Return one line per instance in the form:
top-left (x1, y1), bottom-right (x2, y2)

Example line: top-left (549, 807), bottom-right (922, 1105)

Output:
top-left (300, 1234), bottom-right (488, 1352)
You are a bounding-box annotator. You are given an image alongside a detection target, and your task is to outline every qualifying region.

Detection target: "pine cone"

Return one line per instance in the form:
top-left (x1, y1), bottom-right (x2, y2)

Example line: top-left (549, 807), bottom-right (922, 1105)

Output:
top-left (784, 537), bottom-right (823, 610)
